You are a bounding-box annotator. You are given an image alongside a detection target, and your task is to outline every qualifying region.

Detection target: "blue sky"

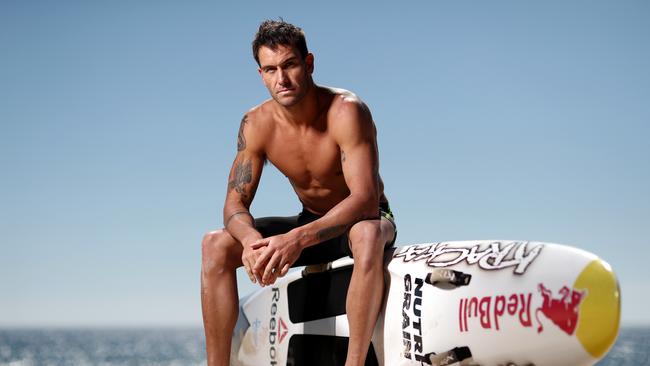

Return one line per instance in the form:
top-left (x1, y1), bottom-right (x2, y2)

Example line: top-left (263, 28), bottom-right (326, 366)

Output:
top-left (1, 0), bottom-right (648, 327)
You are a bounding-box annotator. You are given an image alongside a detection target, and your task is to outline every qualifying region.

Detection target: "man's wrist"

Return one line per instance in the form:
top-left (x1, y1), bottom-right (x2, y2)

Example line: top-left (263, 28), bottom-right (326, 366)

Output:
top-left (224, 210), bottom-right (252, 228)
top-left (291, 227), bottom-right (313, 249)
top-left (240, 232), bottom-right (262, 248)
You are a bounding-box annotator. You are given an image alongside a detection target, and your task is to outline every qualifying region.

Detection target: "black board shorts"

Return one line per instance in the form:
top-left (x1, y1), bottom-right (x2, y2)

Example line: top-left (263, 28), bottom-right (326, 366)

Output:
top-left (254, 201), bottom-right (397, 267)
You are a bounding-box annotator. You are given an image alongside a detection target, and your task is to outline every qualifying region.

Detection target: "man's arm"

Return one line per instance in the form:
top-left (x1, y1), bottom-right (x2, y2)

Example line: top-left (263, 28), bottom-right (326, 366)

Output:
top-left (296, 98), bottom-right (380, 243)
top-left (223, 113), bottom-right (266, 282)
top-left (253, 97), bottom-right (380, 284)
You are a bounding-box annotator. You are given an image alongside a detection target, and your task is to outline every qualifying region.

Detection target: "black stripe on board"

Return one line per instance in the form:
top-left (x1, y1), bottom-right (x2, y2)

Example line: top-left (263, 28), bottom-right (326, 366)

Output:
top-left (286, 334), bottom-right (379, 366)
top-left (287, 265), bottom-right (353, 323)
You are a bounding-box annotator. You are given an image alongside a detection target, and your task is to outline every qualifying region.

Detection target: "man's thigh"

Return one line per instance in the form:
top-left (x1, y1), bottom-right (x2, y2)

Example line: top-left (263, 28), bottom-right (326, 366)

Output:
top-left (254, 215), bottom-right (301, 238)
top-left (297, 217), bottom-right (397, 266)
top-left (255, 214), bottom-right (396, 267)
top-left (293, 236), bottom-right (352, 267)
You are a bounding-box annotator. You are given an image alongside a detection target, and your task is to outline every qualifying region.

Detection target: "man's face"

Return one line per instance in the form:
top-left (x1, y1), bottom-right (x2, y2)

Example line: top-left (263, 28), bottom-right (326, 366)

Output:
top-left (257, 44), bottom-right (314, 107)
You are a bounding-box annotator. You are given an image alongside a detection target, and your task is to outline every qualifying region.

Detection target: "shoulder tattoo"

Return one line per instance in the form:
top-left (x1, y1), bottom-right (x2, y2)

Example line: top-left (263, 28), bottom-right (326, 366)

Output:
top-left (237, 114), bottom-right (248, 151)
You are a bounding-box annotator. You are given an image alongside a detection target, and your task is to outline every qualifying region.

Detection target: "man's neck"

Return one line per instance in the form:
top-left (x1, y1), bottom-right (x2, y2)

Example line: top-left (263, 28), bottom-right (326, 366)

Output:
top-left (274, 83), bottom-right (322, 126)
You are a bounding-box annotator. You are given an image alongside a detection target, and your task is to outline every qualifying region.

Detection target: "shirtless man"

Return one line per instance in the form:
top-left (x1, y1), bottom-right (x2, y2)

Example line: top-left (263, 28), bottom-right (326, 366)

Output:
top-left (201, 20), bottom-right (396, 366)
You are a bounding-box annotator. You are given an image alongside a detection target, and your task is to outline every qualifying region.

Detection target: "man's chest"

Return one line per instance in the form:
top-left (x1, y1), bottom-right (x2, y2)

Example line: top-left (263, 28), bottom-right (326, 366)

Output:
top-left (265, 129), bottom-right (343, 187)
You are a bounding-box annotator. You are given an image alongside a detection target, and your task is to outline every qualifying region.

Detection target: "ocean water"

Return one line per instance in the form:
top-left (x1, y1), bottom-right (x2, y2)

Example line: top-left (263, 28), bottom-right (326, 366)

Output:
top-left (0, 326), bottom-right (647, 365)
top-left (0, 328), bottom-right (205, 366)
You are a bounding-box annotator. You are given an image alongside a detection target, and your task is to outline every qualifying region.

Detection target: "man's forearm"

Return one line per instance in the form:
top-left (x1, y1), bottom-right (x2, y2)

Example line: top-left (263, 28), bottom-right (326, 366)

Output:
top-left (292, 194), bottom-right (378, 248)
top-left (224, 210), bottom-right (251, 228)
top-left (223, 208), bottom-right (262, 246)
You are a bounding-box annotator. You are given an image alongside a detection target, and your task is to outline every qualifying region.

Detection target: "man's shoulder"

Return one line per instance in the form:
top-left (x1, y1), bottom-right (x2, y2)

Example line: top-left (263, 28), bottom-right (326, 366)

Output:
top-left (324, 86), bottom-right (365, 112)
top-left (323, 87), bottom-right (373, 133)
top-left (237, 102), bottom-right (276, 154)
top-left (242, 101), bottom-right (275, 129)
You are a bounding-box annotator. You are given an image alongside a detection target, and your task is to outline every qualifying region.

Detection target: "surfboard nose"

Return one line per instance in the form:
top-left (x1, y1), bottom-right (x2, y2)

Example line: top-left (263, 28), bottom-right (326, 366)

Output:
top-left (573, 259), bottom-right (621, 359)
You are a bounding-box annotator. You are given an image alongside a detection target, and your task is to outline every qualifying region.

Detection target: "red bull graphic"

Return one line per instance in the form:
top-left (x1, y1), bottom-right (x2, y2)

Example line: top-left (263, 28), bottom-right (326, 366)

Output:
top-left (458, 283), bottom-right (587, 335)
top-left (535, 283), bottom-right (587, 335)
top-left (459, 293), bottom-right (533, 332)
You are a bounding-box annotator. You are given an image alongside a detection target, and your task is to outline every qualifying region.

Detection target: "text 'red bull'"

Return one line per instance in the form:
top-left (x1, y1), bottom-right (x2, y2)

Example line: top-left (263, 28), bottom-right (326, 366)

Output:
top-left (459, 293), bottom-right (533, 332)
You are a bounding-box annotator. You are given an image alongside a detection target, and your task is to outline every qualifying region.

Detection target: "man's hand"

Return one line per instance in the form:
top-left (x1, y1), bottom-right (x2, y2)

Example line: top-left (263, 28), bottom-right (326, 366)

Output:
top-left (252, 233), bottom-right (303, 286)
top-left (241, 240), bottom-right (267, 284)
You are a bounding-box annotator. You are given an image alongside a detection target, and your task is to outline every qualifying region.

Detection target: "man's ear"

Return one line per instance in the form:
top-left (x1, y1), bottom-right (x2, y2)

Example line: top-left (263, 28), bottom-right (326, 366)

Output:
top-left (305, 53), bottom-right (314, 74)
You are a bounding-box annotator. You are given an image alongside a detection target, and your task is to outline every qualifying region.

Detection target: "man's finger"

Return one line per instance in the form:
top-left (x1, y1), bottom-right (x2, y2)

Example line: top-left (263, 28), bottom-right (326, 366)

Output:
top-left (253, 246), bottom-right (273, 272)
top-left (267, 263), bottom-right (281, 285)
top-left (243, 260), bottom-right (256, 283)
top-left (268, 272), bottom-right (279, 285)
top-left (244, 254), bottom-right (264, 285)
top-left (252, 254), bottom-right (270, 285)
top-left (271, 260), bottom-right (290, 283)
top-left (263, 252), bottom-right (281, 285)
top-left (280, 263), bottom-right (290, 277)
top-left (250, 239), bottom-right (269, 250)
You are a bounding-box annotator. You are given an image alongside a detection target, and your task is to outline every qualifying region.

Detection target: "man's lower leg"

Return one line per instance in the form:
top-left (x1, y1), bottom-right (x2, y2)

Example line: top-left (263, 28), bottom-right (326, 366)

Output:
top-left (345, 257), bottom-right (384, 366)
top-left (201, 258), bottom-right (239, 365)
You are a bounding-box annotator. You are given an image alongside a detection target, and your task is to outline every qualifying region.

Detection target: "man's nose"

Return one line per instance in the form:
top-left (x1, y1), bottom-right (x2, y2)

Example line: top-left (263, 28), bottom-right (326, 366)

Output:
top-left (277, 68), bottom-right (290, 85)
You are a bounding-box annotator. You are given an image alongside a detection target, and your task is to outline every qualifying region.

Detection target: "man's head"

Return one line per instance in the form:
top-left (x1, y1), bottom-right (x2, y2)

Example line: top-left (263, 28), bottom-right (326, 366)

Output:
top-left (253, 20), bottom-right (314, 107)
top-left (252, 19), bottom-right (308, 66)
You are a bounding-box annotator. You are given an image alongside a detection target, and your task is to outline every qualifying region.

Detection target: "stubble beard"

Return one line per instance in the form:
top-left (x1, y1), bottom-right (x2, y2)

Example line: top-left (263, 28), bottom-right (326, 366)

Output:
top-left (272, 76), bottom-right (313, 108)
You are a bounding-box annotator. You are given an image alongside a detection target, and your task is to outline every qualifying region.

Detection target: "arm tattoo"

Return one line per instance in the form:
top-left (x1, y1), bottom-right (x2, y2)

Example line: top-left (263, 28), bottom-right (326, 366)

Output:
top-left (317, 224), bottom-right (348, 242)
top-left (228, 160), bottom-right (252, 198)
top-left (225, 210), bottom-right (252, 227)
top-left (341, 150), bottom-right (346, 163)
top-left (237, 115), bottom-right (248, 151)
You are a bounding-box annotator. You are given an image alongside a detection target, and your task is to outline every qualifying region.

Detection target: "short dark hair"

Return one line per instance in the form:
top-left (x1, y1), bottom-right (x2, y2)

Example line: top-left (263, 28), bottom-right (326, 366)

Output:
top-left (252, 19), bottom-right (308, 66)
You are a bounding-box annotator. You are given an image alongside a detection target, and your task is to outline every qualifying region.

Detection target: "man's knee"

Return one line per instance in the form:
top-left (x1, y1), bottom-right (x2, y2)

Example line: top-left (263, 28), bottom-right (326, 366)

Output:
top-left (349, 221), bottom-right (383, 246)
top-left (201, 229), bottom-right (242, 275)
top-left (348, 221), bottom-right (384, 271)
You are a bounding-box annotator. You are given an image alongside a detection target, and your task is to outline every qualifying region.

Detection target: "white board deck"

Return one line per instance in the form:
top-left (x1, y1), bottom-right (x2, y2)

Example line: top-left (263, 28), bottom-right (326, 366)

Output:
top-left (229, 240), bottom-right (621, 366)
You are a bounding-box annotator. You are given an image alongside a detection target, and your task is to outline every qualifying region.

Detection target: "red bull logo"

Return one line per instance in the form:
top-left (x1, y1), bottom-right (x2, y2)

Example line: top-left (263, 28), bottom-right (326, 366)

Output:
top-left (458, 293), bottom-right (533, 332)
top-left (535, 283), bottom-right (587, 335)
top-left (457, 283), bottom-right (587, 335)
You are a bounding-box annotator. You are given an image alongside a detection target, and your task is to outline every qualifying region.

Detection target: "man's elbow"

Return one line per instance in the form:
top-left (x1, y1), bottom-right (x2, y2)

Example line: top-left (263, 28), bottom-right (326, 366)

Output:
top-left (355, 192), bottom-right (380, 220)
